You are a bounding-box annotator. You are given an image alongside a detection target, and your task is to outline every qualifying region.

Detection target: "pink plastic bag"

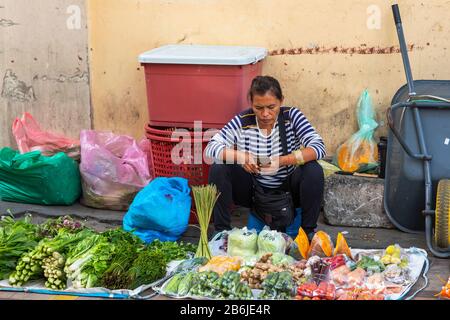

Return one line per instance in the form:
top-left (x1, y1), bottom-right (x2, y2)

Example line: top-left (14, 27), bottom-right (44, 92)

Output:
top-left (12, 112), bottom-right (80, 160)
top-left (80, 130), bottom-right (152, 211)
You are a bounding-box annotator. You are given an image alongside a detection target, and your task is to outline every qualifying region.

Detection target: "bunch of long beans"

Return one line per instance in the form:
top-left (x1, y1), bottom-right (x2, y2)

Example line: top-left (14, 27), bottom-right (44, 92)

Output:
top-left (192, 185), bottom-right (220, 260)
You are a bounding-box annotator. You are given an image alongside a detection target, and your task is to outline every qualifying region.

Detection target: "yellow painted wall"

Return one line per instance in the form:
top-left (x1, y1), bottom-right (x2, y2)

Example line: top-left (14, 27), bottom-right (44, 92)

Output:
top-left (87, 0), bottom-right (450, 154)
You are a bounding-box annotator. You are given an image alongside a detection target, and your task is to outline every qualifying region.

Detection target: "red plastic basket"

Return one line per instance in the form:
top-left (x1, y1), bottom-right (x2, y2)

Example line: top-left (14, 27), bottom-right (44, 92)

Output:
top-left (144, 124), bottom-right (218, 223)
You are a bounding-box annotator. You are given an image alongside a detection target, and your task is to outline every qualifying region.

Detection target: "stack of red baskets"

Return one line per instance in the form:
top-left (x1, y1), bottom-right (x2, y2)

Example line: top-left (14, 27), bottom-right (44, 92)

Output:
top-left (139, 44), bottom-right (267, 223)
top-left (144, 124), bottom-right (213, 186)
top-left (144, 125), bottom-right (217, 224)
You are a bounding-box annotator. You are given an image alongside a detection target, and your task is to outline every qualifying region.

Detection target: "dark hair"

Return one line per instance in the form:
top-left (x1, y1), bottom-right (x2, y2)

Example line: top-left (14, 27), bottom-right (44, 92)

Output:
top-left (248, 76), bottom-right (283, 102)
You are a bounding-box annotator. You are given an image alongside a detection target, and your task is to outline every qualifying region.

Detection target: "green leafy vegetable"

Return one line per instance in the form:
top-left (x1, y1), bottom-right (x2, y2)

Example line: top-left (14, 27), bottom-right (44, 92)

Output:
top-left (0, 214), bottom-right (39, 279)
top-left (356, 255), bottom-right (385, 273)
top-left (147, 239), bottom-right (196, 263)
top-left (100, 241), bottom-right (141, 290)
top-left (127, 248), bottom-right (167, 289)
top-left (37, 216), bottom-right (86, 238)
top-left (64, 234), bottom-right (115, 288)
top-left (9, 228), bottom-right (93, 288)
top-left (101, 227), bottom-right (144, 247)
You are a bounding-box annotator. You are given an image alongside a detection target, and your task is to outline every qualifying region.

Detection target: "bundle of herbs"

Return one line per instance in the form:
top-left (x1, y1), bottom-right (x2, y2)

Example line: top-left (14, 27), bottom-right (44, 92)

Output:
top-left (100, 241), bottom-right (140, 289)
top-left (64, 233), bottom-right (115, 289)
top-left (101, 227), bottom-right (144, 247)
top-left (147, 239), bottom-right (196, 262)
top-left (100, 228), bottom-right (144, 290)
top-left (127, 248), bottom-right (167, 289)
top-left (37, 216), bottom-right (85, 239)
top-left (191, 185), bottom-right (220, 260)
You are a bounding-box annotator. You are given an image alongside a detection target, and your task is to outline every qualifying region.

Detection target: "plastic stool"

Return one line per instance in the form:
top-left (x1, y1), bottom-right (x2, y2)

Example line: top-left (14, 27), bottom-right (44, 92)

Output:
top-left (247, 208), bottom-right (302, 239)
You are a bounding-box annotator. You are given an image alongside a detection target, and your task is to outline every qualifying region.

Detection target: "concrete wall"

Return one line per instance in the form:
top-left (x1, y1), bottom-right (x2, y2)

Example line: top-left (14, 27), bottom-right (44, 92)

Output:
top-left (88, 0), bottom-right (450, 154)
top-left (0, 0), bottom-right (91, 148)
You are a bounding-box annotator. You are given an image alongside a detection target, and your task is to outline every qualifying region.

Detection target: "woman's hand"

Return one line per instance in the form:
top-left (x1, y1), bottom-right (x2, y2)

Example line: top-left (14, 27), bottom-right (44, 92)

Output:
top-left (259, 156), bottom-right (281, 175)
top-left (238, 151), bottom-right (260, 174)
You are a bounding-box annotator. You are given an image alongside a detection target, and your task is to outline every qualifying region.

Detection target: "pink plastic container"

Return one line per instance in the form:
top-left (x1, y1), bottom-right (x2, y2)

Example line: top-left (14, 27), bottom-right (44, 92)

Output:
top-left (139, 45), bottom-right (267, 128)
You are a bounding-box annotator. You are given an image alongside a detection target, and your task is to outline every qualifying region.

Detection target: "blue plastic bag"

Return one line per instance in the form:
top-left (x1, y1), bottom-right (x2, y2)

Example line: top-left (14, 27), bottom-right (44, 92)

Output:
top-left (123, 177), bottom-right (191, 243)
top-left (247, 208), bottom-right (302, 239)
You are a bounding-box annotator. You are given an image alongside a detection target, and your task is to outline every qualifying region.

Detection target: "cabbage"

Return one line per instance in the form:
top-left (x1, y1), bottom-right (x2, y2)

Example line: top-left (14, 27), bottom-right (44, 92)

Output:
top-left (270, 252), bottom-right (296, 266)
top-left (257, 229), bottom-right (286, 255)
top-left (227, 227), bottom-right (258, 258)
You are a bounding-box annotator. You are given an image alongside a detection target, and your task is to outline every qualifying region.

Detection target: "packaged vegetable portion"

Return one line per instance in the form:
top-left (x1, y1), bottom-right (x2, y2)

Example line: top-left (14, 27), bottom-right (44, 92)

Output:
top-left (313, 281), bottom-right (336, 300)
top-left (308, 231), bottom-right (334, 258)
top-left (330, 265), bottom-right (351, 286)
top-left (227, 227), bottom-right (258, 258)
top-left (198, 256), bottom-right (242, 275)
top-left (297, 282), bottom-right (318, 298)
top-left (347, 267), bottom-right (366, 287)
top-left (257, 228), bottom-right (287, 255)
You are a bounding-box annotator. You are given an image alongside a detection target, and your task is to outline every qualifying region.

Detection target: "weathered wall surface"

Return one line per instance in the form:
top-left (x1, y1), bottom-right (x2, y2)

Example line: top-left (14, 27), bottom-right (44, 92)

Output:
top-left (88, 0), bottom-right (450, 153)
top-left (0, 0), bottom-right (91, 148)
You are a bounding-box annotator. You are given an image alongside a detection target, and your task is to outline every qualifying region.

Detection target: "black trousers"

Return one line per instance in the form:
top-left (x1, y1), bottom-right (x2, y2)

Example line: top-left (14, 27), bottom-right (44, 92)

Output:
top-left (208, 161), bottom-right (324, 234)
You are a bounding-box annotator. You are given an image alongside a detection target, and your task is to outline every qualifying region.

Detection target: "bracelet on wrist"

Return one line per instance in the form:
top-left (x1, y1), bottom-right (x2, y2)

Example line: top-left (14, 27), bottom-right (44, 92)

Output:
top-left (293, 150), bottom-right (305, 166)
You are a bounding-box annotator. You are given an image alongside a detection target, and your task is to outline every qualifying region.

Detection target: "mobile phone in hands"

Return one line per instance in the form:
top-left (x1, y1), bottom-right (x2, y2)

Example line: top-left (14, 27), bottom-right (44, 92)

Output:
top-left (257, 155), bottom-right (272, 167)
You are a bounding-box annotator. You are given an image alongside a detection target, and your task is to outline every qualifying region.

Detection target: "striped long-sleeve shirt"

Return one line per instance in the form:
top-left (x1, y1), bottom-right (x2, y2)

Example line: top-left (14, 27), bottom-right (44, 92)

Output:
top-left (205, 106), bottom-right (326, 188)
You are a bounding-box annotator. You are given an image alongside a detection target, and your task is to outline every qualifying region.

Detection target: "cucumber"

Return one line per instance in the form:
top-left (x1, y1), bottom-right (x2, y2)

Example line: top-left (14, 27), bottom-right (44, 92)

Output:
top-left (177, 272), bottom-right (194, 296)
top-left (164, 273), bottom-right (184, 294)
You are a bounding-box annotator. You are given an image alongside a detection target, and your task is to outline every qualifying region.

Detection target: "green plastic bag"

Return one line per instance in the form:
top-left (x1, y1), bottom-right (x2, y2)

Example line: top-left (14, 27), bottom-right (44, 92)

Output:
top-left (333, 90), bottom-right (379, 173)
top-left (0, 148), bottom-right (81, 205)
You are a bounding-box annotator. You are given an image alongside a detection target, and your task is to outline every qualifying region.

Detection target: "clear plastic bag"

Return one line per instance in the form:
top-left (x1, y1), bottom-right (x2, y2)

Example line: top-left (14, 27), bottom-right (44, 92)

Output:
top-left (334, 90), bottom-right (379, 173)
top-left (257, 228), bottom-right (287, 255)
top-left (308, 231), bottom-right (334, 258)
top-left (227, 227), bottom-right (258, 258)
top-left (198, 256), bottom-right (242, 275)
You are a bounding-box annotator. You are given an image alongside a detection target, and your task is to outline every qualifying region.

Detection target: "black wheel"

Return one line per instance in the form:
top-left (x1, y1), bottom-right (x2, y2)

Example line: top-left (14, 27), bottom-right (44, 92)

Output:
top-left (435, 179), bottom-right (450, 248)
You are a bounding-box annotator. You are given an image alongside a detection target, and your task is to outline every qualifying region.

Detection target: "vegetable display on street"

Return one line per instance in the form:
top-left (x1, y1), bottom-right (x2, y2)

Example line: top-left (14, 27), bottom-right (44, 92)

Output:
top-left (0, 215), bottom-right (429, 300)
top-left (0, 215), bottom-right (202, 293)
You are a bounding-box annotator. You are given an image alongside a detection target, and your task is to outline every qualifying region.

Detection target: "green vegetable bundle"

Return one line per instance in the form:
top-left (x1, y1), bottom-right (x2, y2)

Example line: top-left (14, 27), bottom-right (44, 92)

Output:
top-left (260, 271), bottom-right (294, 300)
top-left (356, 256), bottom-right (385, 274)
top-left (9, 228), bottom-right (93, 288)
top-left (64, 234), bottom-right (115, 288)
top-left (37, 216), bottom-right (85, 239)
top-left (0, 215), bottom-right (39, 279)
top-left (147, 239), bottom-right (196, 263)
top-left (192, 185), bottom-right (220, 260)
top-left (127, 248), bottom-right (167, 289)
top-left (188, 271), bottom-right (220, 297)
top-left (100, 241), bottom-right (140, 290)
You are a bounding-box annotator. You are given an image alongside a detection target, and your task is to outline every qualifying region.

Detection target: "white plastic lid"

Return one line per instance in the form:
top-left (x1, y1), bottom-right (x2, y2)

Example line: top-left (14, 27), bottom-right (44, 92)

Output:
top-left (139, 44), bottom-right (267, 65)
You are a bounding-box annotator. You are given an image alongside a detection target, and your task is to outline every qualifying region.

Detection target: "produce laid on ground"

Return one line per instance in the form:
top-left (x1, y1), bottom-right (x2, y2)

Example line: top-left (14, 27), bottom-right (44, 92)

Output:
top-left (0, 190), bottom-right (428, 300)
top-left (0, 214), bottom-right (196, 293)
top-left (155, 223), bottom-right (428, 300)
